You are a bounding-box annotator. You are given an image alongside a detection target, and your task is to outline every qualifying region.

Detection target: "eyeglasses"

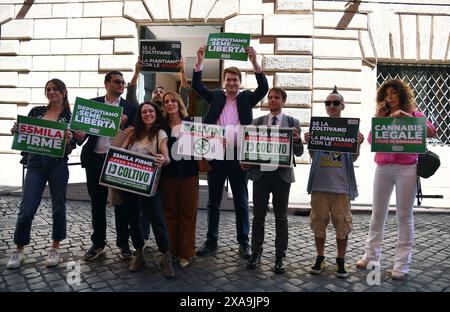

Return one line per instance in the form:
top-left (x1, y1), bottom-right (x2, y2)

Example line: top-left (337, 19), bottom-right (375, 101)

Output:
top-left (324, 100), bottom-right (341, 107)
top-left (111, 79), bottom-right (126, 85)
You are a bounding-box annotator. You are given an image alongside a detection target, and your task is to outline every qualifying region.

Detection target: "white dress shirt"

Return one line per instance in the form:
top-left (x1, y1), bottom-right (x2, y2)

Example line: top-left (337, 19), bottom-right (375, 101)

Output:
top-left (94, 96), bottom-right (121, 154)
top-left (269, 112), bottom-right (283, 126)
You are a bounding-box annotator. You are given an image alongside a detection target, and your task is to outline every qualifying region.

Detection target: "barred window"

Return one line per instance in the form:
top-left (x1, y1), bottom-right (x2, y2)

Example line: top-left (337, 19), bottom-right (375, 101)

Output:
top-left (377, 64), bottom-right (449, 145)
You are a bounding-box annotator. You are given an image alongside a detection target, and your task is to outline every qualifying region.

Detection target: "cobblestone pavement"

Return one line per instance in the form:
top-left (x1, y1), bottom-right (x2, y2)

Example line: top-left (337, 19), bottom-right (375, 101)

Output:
top-left (1, 195), bottom-right (450, 293)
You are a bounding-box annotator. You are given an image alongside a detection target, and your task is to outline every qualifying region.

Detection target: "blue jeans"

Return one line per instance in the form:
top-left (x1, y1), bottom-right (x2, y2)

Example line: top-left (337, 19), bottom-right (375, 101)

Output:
top-left (14, 154), bottom-right (69, 246)
top-left (206, 159), bottom-right (249, 246)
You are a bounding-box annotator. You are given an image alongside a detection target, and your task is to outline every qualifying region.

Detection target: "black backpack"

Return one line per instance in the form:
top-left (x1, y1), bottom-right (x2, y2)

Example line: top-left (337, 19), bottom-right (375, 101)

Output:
top-left (417, 149), bottom-right (440, 179)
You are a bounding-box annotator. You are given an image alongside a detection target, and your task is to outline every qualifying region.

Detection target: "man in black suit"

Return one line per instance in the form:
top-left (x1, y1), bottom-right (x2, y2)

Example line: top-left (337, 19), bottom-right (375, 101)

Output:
top-left (192, 46), bottom-right (269, 259)
top-left (74, 71), bottom-right (137, 261)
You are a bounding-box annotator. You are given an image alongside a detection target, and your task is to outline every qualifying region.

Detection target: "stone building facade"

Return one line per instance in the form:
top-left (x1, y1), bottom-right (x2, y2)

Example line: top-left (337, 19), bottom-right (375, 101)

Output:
top-left (0, 0), bottom-right (449, 206)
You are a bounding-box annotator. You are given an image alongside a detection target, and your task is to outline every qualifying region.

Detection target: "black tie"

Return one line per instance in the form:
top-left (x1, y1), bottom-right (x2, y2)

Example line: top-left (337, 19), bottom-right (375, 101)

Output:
top-left (271, 116), bottom-right (277, 126)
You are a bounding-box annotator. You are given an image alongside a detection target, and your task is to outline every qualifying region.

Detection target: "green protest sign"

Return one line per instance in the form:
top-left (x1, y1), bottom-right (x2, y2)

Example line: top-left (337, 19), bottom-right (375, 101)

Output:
top-left (70, 97), bottom-right (123, 137)
top-left (308, 117), bottom-right (360, 154)
top-left (140, 40), bottom-right (181, 72)
top-left (11, 115), bottom-right (67, 157)
top-left (177, 121), bottom-right (225, 160)
top-left (99, 147), bottom-right (161, 197)
top-left (240, 126), bottom-right (294, 167)
top-left (205, 33), bottom-right (251, 61)
top-left (371, 117), bottom-right (426, 153)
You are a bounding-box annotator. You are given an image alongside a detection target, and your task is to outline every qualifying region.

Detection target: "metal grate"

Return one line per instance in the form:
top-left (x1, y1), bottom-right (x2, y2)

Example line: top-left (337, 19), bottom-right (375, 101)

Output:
top-left (377, 64), bottom-right (450, 145)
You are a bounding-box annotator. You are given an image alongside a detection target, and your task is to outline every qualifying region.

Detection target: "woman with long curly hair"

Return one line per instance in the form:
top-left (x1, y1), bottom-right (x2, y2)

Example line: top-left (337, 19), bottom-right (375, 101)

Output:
top-left (356, 79), bottom-right (436, 280)
top-left (120, 101), bottom-right (175, 277)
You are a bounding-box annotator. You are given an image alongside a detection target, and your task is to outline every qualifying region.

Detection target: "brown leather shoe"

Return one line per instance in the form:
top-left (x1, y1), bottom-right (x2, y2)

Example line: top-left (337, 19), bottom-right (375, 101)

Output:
top-left (129, 249), bottom-right (145, 272)
top-left (391, 270), bottom-right (406, 280)
top-left (162, 252), bottom-right (175, 278)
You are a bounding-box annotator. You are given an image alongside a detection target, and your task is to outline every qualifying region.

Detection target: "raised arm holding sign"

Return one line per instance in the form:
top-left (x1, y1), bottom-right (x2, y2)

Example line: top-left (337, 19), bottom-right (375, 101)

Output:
top-left (192, 43), bottom-right (268, 259)
top-left (205, 33), bottom-right (250, 61)
top-left (140, 40), bottom-right (181, 72)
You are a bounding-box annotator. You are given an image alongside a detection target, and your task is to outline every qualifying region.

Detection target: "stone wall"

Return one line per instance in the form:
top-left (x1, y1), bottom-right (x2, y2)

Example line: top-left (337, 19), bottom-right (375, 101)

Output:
top-left (2, 0), bottom-right (448, 149)
top-left (310, 0), bottom-right (450, 206)
top-left (0, 0), bottom-right (449, 206)
top-left (311, 0), bottom-right (450, 109)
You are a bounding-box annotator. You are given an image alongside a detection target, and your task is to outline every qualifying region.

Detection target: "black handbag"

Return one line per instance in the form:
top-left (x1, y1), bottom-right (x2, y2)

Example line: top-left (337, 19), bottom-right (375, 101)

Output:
top-left (417, 149), bottom-right (440, 178)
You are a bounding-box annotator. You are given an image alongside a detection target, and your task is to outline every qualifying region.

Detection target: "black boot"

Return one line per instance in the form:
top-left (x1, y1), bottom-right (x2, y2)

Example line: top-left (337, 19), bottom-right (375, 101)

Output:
top-left (247, 253), bottom-right (262, 269)
top-left (196, 242), bottom-right (217, 257)
top-left (274, 256), bottom-right (286, 274)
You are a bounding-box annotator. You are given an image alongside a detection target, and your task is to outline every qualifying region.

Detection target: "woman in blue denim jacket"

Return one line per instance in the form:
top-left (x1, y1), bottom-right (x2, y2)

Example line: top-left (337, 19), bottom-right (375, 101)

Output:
top-left (7, 79), bottom-right (76, 269)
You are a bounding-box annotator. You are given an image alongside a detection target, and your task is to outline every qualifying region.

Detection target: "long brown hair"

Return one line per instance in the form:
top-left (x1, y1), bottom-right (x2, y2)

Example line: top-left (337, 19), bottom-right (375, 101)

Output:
top-left (162, 91), bottom-right (188, 120)
top-left (375, 79), bottom-right (416, 117)
top-left (128, 102), bottom-right (165, 147)
top-left (45, 78), bottom-right (70, 112)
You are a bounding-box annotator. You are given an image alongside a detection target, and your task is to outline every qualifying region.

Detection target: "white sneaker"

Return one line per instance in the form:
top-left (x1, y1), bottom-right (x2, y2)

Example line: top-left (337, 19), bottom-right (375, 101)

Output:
top-left (143, 239), bottom-right (151, 250)
top-left (6, 250), bottom-right (25, 269)
top-left (46, 248), bottom-right (62, 267)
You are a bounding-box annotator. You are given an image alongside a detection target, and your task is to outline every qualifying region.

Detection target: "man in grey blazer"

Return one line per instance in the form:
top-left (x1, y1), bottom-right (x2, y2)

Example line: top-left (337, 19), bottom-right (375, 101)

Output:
top-left (245, 87), bottom-right (304, 274)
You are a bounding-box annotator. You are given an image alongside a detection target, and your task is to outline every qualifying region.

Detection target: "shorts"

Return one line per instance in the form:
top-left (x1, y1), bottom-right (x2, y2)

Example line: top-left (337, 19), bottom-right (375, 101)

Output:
top-left (310, 191), bottom-right (353, 240)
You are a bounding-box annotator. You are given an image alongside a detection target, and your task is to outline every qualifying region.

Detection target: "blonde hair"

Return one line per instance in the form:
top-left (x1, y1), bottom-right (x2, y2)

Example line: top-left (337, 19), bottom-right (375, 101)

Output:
top-left (162, 91), bottom-right (188, 119)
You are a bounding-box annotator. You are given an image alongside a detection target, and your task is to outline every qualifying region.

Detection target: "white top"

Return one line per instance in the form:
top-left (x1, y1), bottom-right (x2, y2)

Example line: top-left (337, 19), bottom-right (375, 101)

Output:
top-left (269, 112), bottom-right (283, 126)
top-left (128, 130), bottom-right (167, 156)
top-left (94, 96), bottom-right (121, 154)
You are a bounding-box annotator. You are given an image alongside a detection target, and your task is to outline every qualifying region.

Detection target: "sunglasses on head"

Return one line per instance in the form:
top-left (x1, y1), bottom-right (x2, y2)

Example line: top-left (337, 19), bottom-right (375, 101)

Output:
top-left (111, 79), bottom-right (126, 85)
top-left (324, 100), bottom-right (341, 107)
